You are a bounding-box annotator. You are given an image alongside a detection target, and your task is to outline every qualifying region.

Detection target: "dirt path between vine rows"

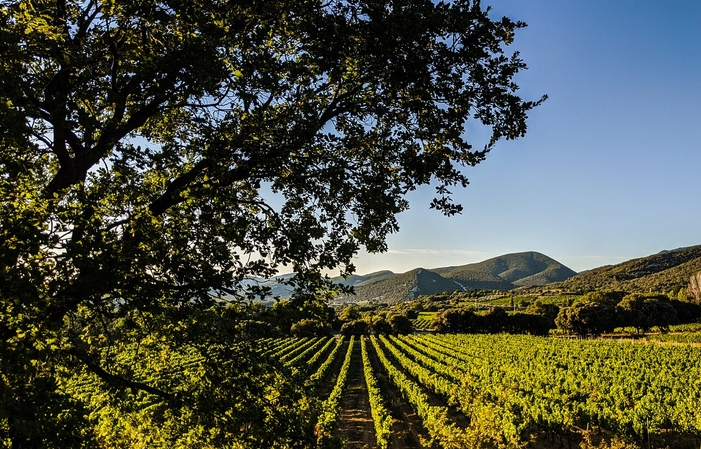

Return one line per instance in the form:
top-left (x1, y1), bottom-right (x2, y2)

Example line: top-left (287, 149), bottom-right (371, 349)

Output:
top-left (366, 338), bottom-right (431, 449)
top-left (336, 340), bottom-right (376, 449)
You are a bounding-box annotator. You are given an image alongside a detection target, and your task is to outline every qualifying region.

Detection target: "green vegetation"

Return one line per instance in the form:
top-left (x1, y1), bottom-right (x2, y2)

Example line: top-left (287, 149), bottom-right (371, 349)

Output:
top-left (307, 337), bottom-right (345, 392)
top-left (4, 0), bottom-right (701, 446)
top-left (333, 305), bottom-right (419, 336)
top-left (399, 334), bottom-right (701, 447)
top-left (61, 328), bottom-right (695, 449)
top-left (646, 332), bottom-right (701, 344)
top-left (0, 0), bottom-right (544, 445)
top-left (556, 245), bottom-right (701, 294)
top-left (315, 337), bottom-right (354, 447)
top-left (58, 337), bottom-right (318, 448)
top-left (669, 322), bottom-right (701, 332)
top-left (410, 311), bottom-right (438, 330)
top-left (332, 287), bottom-right (701, 338)
top-left (371, 335), bottom-right (482, 448)
top-left (361, 338), bottom-right (392, 449)
top-left (434, 251), bottom-right (577, 288)
top-left (336, 246), bottom-right (701, 307)
top-left (254, 331), bottom-right (701, 448)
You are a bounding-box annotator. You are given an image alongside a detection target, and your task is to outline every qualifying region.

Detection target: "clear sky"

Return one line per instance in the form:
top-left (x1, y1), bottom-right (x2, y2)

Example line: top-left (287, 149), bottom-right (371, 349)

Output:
top-left (350, 0), bottom-right (701, 275)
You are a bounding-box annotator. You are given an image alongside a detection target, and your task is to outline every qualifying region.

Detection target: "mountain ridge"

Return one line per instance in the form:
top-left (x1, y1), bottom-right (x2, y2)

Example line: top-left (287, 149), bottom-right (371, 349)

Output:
top-left (552, 244), bottom-right (701, 293)
top-left (240, 245), bottom-right (701, 303)
top-left (340, 251), bottom-right (576, 303)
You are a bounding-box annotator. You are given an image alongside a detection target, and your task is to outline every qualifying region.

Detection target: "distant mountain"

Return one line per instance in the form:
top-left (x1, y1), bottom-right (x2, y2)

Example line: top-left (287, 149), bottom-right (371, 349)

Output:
top-left (433, 251), bottom-right (577, 289)
top-left (340, 251), bottom-right (576, 303)
top-left (235, 246), bottom-right (701, 302)
top-left (332, 270), bottom-right (395, 287)
top-left (237, 273), bottom-right (296, 298)
top-left (339, 268), bottom-right (466, 303)
top-left (554, 245), bottom-right (701, 293)
top-left (230, 271), bottom-right (396, 301)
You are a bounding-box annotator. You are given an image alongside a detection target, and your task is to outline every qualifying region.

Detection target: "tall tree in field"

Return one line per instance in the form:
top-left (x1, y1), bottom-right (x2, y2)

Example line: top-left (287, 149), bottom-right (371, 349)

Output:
top-left (0, 0), bottom-right (544, 446)
top-left (616, 293), bottom-right (678, 334)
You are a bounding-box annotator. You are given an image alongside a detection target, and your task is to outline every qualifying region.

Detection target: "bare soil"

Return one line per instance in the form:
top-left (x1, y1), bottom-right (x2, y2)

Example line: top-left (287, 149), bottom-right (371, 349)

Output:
top-left (336, 340), bottom-right (376, 449)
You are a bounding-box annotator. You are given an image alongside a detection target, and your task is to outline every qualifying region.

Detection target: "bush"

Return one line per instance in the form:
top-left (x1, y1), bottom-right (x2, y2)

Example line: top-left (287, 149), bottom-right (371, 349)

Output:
top-left (432, 308), bottom-right (475, 333)
top-left (555, 302), bottom-right (616, 336)
top-left (290, 319), bottom-right (332, 337)
top-left (340, 320), bottom-right (369, 336)
top-left (508, 313), bottom-right (553, 336)
top-left (616, 294), bottom-right (678, 333)
top-left (388, 314), bottom-right (413, 335)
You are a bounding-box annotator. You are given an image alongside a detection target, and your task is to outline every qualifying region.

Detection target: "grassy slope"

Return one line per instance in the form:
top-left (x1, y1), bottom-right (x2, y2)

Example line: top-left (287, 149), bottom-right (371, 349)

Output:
top-left (555, 245), bottom-right (701, 293)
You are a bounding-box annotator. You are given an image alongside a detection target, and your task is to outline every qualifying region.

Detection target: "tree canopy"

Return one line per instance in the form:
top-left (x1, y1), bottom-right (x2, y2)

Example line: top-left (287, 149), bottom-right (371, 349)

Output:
top-left (1, 0), bottom-right (543, 446)
top-left (616, 293), bottom-right (678, 334)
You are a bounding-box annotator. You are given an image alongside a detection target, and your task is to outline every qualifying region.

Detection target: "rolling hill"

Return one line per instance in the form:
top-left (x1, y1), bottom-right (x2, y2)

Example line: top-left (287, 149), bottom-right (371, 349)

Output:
top-left (239, 246), bottom-right (701, 303)
top-left (340, 251), bottom-right (577, 303)
top-left (433, 251), bottom-right (577, 289)
top-left (338, 268), bottom-right (467, 303)
top-left (553, 245), bottom-right (701, 293)
top-left (332, 270), bottom-right (395, 287)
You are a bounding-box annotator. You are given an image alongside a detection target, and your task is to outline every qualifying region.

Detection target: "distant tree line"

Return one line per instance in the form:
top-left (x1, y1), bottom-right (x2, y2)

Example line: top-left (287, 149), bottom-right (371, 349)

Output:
top-left (283, 304), bottom-right (417, 337)
top-left (430, 291), bottom-right (701, 337)
top-left (238, 289), bottom-right (701, 339)
top-left (554, 291), bottom-right (699, 336)
top-left (334, 306), bottom-right (415, 336)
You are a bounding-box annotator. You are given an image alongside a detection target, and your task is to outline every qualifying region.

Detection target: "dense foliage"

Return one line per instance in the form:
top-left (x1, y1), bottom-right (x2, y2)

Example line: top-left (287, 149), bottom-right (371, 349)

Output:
top-left (401, 288), bottom-right (700, 336)
top-left (432, 306), bottom-right (552, 335)
top-left (250, 332), bottom-right (701, 449)
top-left (0, 0), bottom-right (543, 445)
top-left (393, 334), bottom-right (701, 447)
top-left (554, 292), bottom-right (692, 337)
top-left (360, 338), bottom-right (392, 449)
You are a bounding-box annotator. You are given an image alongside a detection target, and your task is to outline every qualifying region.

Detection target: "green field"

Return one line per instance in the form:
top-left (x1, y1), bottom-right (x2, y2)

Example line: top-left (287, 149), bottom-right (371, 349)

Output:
top-left (260, 333), bottom-right (701, 448)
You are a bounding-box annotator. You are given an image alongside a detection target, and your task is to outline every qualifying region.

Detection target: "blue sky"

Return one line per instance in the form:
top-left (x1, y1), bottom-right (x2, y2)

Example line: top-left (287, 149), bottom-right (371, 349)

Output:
top-left (350, 0), bottom-right (701, 275)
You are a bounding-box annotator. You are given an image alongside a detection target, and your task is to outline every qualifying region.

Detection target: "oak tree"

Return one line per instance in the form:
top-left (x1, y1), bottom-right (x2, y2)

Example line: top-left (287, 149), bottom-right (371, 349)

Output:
top-left (555, 301), bottom-right (616, 337)
top-left (1, 0), bottom-right (543, 446)
top-left (616, 293), bottom-right (678, 334)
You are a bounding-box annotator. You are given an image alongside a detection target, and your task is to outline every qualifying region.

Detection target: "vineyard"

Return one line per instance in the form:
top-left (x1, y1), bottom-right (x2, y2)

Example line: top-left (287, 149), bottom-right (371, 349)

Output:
top-left (412, 314), bottom-right (435, 330)
top-left (259, 333), bottom-right (701, 449)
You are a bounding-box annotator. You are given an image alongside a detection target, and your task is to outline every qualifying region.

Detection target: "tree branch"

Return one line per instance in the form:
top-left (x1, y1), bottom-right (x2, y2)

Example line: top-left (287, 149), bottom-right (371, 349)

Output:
top-left (148, 159), bottom-right (211, 216)
top-left (69, 347), bottom-right (176, 403)
top-left (44, 96), bottom-right (167, 196)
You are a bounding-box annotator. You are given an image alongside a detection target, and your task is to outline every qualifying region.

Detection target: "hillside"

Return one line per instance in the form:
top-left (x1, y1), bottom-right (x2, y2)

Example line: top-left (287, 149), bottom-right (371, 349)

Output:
top-left (240, 246), bottom-right (701, 303)
top-left (554, 245), bottom-right (701, 293)
top-left (341, 251), bottom-right (576, 303)
top-left (342, 268), bottom-right (464, 303)
top-left (332, 270), bottom-right (395, 287)
top-left (433, 251), bottom-right (577, 289)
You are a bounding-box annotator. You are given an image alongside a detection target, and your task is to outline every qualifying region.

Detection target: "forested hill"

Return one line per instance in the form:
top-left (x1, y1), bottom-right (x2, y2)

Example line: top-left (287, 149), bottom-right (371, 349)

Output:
top-left (432, 251), bottom-right (577, 289)
top-left (552, 245), bottom-right (701, 293)
top-left (339, 251), bottom-right (576, 303)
